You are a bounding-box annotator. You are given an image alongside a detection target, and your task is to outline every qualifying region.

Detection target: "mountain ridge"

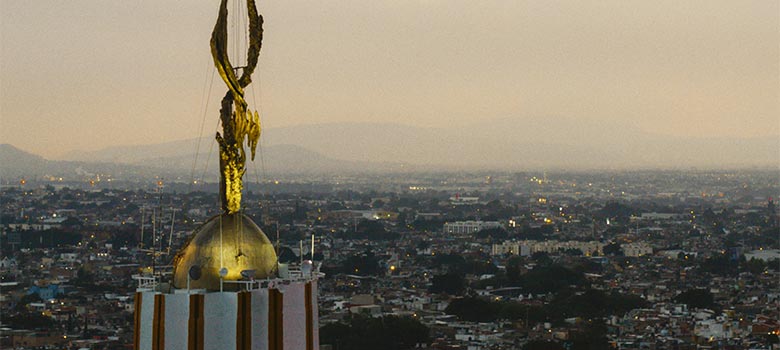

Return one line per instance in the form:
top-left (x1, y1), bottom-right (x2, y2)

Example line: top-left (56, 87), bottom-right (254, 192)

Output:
top-left (56, 119), bottom-right (780, 170)
top-left (0, 143), bottom-right (406, 181)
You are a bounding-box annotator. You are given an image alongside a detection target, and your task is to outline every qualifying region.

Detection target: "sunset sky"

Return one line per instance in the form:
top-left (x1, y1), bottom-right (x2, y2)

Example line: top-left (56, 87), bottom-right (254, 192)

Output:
top-left (1, 0), bottom-right (778, 160)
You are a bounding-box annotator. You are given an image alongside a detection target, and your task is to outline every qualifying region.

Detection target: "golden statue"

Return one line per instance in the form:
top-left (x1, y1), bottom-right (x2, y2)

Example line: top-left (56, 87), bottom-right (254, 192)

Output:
top-left (171, 0), bottom-right (277, 290)
top-left (212, 0), bottom-right (262, 215)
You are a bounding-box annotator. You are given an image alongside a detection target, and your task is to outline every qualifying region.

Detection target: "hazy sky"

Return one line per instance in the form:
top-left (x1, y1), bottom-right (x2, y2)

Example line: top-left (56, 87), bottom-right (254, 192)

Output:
top-left (1, 0), bottom-right (778, 159)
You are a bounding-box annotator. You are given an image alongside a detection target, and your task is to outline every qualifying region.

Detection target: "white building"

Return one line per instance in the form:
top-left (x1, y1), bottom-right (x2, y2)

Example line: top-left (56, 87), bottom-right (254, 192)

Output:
top-left (744, 249), bottom-right (780, 262)
top-left (449, 196), bottom-right (480, 205)
top-left (621, 243), bottom-right (653, 257)
top-left (491, 241), bottom-right (530, 256)
top-left (636, 213), bottom-right (683, 221)
top-left (492, 240), bottom-right (604, 256)
top-left (443, 221), bottom-right (502, 234)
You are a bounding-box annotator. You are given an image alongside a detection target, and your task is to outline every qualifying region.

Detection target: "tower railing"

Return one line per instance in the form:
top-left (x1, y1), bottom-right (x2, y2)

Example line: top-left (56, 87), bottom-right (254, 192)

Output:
top-left (133, 266), bottom-right (324, 293)
top-left (132, 274), bottom-right (160, 291)
top-left (221, 270), bottom-right (324, 292)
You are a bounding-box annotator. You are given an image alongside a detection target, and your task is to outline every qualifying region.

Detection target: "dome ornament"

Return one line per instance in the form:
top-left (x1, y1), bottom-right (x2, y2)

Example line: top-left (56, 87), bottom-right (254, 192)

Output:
top-left (211, 0), bottom-right (263, 215)
top-left (171, 0), bottom-right (278, 291)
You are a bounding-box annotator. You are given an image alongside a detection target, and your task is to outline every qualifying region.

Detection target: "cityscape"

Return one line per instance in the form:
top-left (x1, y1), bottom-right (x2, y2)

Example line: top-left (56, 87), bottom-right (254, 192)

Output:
top-left (1, 169), bottom-right (778, 349)
top-left (1, 1), bottom-right (779, 350)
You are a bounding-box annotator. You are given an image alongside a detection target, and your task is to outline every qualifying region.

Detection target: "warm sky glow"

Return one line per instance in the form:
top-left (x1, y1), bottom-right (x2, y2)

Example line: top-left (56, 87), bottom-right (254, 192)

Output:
top-left (1, 0), bottom-right (778, 159)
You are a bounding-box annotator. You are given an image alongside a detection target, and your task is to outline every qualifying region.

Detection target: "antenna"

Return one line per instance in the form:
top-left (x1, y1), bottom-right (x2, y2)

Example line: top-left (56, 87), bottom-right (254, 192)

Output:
top-left (139, 206), bottom-right (145, 249)
top-left (219, 212), bottom-right (224, 273)
top-left (219, 267), bottom-right (228, 292)
top-left (156, 179), bottom-right (164, 257)
top-left (275, 223), bottom-right (280, 256)
top-left (311, 233), bottom-right (315, 260)
top-left (151, 206), bottom-right (156, 275)
top-left (167, 208), bottom-right (176, 255)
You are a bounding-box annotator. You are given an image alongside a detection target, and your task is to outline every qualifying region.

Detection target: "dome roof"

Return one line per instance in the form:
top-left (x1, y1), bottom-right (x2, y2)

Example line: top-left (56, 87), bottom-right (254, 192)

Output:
top-left (172, 213), bottom-right (277, 290)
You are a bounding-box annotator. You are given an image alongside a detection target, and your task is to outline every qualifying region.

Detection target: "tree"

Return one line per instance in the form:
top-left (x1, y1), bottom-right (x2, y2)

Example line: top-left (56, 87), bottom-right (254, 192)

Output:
top-left (562, 248), bottom-right (584, 256)
top-left (521, 264), bottom-right (586, 294)
top-left (320, 322), bottom-right (350, 350)
top-left (602, 242), bottom-right (623, 256)
top-left (548, 289), bottom-right (647, 320)
top-left (396, 211), bottom-right (408, 225)
top-left (341, 250), bottom-right (381, 276)
top-left (429, 272), bottom-right (465, 295)
top-left (342, 220), bottom-right (398, 240)
top-left (505, 256), bottom-right (524, 283)
top-left (743, 258), bottom-right (768, 274)
top-left (530, 252), bottom-right (553, 266)
top-left (475, 227), bottom-right (508, 240)
top-left (597, 201), bottom-right (638, 224)
top-left (445, 297), bottom-right (500, 322)
top-left (15, 293), bottom-right (42, 312)
top-left (320, 315), bottom-right (429, 350)
top-left (524, 340), bottom-right (565, 350)
top-left (73, 267), bottom-right (95, 287)
top-left (570, 320), bottom-right (609, 350)
top-left (700, 253), bottom-right (738, 276)
top-left (4, 312), bottom-right (54, 330)
top-left (674, 288), bottom-right (715, 309)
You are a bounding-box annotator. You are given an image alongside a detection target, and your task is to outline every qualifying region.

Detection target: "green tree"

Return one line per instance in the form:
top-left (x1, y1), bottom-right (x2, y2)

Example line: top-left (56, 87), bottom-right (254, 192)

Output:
top-left (341, 250), bottom-right (381, 276)
top-left (320, 315), bottom-right (429, 350)
top-left (743, 258), bottom-right (768, 274)
top-left (602, 242), bottom-right (623, 256)
top-left (523, 340), bottom-right (565, 350)
top-left (570, 320), bottom-right (609, 350)
top-left (521, 264), bottom-right (586, 294)
top-left (475, 227), bottom-right (508, 240)
top-left (674, 288), bottom-right (715, 309)
top-left (73, 267), bottom-right (95, 287)
top-left (445, 297), bottom-right (500, 322)
top-left (429, 272), bottom-right (465, 295)
top-left (4, 312), bottom-right (54, 330)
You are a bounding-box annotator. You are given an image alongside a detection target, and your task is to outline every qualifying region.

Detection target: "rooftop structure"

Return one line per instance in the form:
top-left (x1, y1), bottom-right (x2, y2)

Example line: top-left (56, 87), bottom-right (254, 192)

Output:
top-left (132, 1), bottom-right (320, 349)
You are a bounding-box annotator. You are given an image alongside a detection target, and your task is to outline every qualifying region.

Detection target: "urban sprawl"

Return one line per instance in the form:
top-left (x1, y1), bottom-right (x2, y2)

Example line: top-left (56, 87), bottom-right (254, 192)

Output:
top-left (1, 170), bottom-right (778, 349)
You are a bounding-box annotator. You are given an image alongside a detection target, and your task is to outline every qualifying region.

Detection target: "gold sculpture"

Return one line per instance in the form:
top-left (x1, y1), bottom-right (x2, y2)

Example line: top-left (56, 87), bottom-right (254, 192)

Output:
top-left (171, 0), bottom-right (277, 290)
top-left (212, 0), bottom-right (262, 214)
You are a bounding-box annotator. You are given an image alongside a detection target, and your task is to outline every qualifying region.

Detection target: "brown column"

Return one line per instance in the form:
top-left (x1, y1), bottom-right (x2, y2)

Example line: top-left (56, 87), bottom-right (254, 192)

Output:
top-left (305, 283), bottom-right (313, 350)
top-left (236, 291), bottom-right (252, 350)
top-left (133, 292), bottom-right (142, 350)
top-left (268, 289), bottom-right (284, 350)
top-left (153, 294), bottom-right (165, 350)
top-left (188, 294), bottom-right (205, 350)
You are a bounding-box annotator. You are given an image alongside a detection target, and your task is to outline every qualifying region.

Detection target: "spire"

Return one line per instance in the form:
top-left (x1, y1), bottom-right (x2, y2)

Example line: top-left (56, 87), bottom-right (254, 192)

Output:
top-left (211, 0), bottom-right (263, 214)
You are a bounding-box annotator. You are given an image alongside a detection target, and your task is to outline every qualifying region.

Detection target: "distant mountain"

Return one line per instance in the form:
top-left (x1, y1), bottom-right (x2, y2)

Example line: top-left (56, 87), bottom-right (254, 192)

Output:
top-left (60, 138), bottom-right (206, 164)
top-left (0, 144), bottom-right (49, 179)
top-left (259, 119), bottom-right (779, 169)
top-left (138, 144), bottom-right (404, 177)
top-left (58, 118), bottom-right (780, 171)
top-left (9, 142), bottom-right (402, 181)
top-left (0, 144), bottom-right (153, 182)
top-left (0, 144), bottom-right (45, 163)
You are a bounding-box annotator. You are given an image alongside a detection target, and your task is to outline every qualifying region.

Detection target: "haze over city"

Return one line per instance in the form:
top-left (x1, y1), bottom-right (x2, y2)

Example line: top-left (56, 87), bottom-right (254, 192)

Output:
top-left (1, 0), bottom-right (778, 170)
top-left (2, 1), bottom-right (780, 349)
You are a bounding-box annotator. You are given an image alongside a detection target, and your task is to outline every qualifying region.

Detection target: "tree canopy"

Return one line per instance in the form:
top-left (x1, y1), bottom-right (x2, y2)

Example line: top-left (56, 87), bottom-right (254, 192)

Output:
top-left (320, 315), bottom-right (429, 350)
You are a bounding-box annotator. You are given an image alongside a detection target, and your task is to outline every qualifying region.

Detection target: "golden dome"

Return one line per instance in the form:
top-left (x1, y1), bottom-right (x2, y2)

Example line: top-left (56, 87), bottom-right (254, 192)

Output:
top-left (172, 213), bottom-right (277, 291)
